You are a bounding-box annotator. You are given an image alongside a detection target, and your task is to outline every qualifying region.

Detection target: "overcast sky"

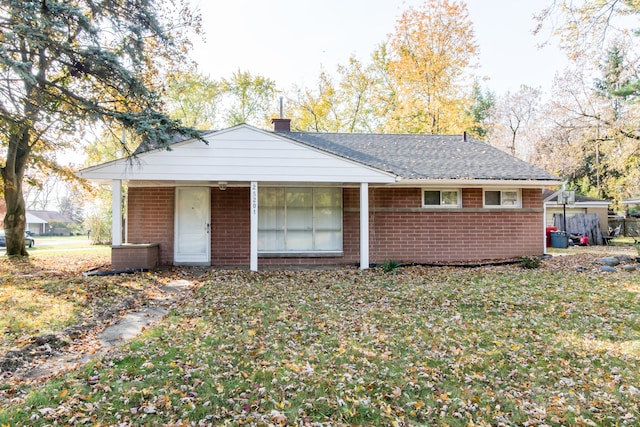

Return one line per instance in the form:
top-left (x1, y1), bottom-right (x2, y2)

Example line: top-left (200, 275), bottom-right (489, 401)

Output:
top-left (190, 0), bottom-right (568, 95)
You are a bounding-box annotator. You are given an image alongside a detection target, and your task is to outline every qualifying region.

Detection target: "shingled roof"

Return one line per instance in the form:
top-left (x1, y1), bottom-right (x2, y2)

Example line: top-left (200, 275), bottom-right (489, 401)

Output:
top-left (281, 132), bottom-right (559, 181)
top-left (131, 126), bottom-right (559, 182)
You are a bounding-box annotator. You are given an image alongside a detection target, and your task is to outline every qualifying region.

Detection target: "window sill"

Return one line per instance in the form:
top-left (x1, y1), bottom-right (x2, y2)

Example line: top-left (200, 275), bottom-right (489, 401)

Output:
top-left (259, 251), bottom-right (344, 258)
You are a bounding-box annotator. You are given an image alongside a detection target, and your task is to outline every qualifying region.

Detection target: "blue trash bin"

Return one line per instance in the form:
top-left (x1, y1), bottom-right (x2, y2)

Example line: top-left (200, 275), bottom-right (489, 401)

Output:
top-left (550, 231), bottom-right (568, 249)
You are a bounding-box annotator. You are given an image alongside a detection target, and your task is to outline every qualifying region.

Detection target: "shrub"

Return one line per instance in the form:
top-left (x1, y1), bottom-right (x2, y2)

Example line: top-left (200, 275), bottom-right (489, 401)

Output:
top-left (381, 260), bottom-right (400, 273)
top-left (519, 256), bottom-right (542, 269)
top-left (84, 213), bottom-right (112, 245)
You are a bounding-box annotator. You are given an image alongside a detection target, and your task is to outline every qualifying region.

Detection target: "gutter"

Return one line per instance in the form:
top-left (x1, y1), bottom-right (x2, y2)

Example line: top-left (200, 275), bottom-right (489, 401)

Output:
top-left (391, 178), bottom-right (562, 188)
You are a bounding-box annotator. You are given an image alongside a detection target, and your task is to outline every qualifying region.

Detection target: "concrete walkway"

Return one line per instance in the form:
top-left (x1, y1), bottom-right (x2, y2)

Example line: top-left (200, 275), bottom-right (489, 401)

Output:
top-left (17, 279), bottom-right (194, 380)
top-left (98, 279), bottom-right (192, 347)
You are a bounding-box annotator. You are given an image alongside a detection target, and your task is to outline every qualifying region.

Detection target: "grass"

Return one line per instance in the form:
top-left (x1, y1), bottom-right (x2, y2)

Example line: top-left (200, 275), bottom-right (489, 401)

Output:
top-left (0, 251), bottom-right (156, 358)
top-left (1, 253), bottom-right (639, 425)
top-left (24, 235), bottom-right (111, 257)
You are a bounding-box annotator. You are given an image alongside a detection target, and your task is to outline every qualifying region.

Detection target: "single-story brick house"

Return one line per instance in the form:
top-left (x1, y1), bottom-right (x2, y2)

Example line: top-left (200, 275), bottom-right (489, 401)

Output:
top-left (77, 120), bottom-right (561, 271)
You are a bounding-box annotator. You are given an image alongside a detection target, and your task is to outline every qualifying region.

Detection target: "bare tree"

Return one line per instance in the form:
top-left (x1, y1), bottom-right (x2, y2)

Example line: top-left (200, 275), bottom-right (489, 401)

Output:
top-left (490, 85), bottom-right (542, 161)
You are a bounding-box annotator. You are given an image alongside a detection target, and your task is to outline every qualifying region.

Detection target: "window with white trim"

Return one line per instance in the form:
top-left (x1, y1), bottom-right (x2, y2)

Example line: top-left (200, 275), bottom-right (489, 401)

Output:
top-left (483, 189), bottom-right (521, 207)
top-left (422, 189), bottom-right (461, 208)
top-left (258, 187), bottom-right (342, 253)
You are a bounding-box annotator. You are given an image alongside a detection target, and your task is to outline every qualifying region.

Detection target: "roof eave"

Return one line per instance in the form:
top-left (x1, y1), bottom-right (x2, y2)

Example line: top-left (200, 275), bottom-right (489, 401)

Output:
top-left (545, 201), bottom-right (612, 207)
top-left (621, 198), bottom-right (640, 205)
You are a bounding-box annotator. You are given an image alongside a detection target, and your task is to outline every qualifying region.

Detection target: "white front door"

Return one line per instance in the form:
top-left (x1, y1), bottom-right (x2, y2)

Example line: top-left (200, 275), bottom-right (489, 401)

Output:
top-left (174, 187), bottom-right (210, 265)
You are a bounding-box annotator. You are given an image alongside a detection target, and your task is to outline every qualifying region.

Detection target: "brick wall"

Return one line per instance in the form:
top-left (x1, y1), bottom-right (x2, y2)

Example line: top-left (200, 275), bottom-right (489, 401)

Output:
top-left (367, 187), bottom-right (543, 264)
top-left (463, 188), bottom-right (483, 208)
top-left (125, 186), bottom-right (544, 268)
top-left (126, 187), bottom-right (174, 265)
top-left (211, 187), bottom-right (251, 265)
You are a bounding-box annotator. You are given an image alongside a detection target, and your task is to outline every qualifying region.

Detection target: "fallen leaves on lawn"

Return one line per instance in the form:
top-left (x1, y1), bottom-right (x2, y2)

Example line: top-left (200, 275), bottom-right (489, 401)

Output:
top-left (0, 254), bottom-right (198, 377)
top-left (0, 253), bottom-right (639, 426)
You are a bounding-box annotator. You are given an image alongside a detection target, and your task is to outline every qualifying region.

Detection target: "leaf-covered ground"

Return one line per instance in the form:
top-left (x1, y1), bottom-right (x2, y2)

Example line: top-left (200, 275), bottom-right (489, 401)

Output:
top-left (1, 252), bottom-right (639, 425)
top-left (0, 254), bottom-right (177, 376)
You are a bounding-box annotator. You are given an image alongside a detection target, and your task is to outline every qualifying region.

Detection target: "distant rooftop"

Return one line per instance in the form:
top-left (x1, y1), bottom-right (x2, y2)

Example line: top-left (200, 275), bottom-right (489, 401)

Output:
top-left (27, 210), bottom-right (73, 223)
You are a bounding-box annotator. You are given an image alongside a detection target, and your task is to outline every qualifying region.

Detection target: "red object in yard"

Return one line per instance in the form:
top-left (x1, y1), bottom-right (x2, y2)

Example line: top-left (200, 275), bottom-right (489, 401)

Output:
top-left (546, 226), bottom-right (558, 247)
top-left (580, 235), bottom-right (589, 246)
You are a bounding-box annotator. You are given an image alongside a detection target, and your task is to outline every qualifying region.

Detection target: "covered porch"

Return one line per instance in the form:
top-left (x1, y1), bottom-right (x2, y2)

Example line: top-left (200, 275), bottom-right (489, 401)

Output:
top-left (109, 180), bottom-right (375, 271)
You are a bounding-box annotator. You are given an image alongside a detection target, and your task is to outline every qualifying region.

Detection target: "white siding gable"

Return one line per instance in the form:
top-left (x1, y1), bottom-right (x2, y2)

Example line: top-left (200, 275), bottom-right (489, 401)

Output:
top-left (78, 125), bottom-right (395, 183)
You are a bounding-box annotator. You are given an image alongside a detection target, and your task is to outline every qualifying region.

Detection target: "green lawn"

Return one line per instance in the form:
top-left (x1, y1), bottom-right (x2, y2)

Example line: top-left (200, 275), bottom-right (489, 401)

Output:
top-left (1, 256), bottom-right (639, 425)
top-left (25, 235), bottom-right (111, 257)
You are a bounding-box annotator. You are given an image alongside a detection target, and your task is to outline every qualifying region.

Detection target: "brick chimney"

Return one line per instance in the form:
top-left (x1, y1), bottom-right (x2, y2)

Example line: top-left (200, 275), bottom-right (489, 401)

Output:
top-left (272, 118), bottom-right (291, 132)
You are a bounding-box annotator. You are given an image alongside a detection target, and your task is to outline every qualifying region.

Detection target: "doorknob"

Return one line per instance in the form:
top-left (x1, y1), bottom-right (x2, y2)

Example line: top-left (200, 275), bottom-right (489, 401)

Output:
top-left (206, 223), bottom-right (210, 233)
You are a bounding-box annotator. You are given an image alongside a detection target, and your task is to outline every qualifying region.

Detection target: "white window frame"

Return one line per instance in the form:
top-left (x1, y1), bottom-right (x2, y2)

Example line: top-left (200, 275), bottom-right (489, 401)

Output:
top-left (422, 188), bottom-right (462, 208)
top-left (258, 187), bottom-right (343, 255)
top-left (483, 189), bottom-right (522, 208)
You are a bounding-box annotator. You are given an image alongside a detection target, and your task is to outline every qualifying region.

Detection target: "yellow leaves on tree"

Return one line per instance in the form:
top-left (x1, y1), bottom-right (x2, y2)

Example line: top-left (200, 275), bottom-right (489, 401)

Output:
top-left (384, 0), bottom-right (478, 134)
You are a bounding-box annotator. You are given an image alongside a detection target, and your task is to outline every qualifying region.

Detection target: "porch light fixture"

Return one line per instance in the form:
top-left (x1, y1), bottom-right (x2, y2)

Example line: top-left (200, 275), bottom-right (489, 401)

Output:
top-left (218, 181), bottom-right (228, 191)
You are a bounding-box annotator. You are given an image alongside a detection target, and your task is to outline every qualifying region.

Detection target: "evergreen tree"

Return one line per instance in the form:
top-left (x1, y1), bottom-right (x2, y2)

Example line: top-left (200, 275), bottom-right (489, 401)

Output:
top-left (0, 0), bottom-right (200, 256)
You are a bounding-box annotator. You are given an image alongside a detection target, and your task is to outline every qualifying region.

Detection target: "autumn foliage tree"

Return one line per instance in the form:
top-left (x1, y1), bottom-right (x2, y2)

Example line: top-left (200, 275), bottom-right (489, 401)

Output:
top-left (289, 0), bottom-right (481, 135)
top-left (0, 0), bottom-right (200, 256)
top-left (221, 70), bottom-right (277, 127)
top-left (383, 0), bottom-right (478, 134)
top-left (164, 69), bottom-right (222, 130)
top-left (535, 0), bottom-right (640, 203)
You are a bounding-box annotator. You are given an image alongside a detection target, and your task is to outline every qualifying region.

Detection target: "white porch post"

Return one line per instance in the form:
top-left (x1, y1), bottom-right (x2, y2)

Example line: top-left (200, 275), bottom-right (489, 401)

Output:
top-left (360, 182), bottom-right (369, 270)
top-left (111, 179), bottom-right (122, 246)
top-left (250, 181), bottom-right (258, 271)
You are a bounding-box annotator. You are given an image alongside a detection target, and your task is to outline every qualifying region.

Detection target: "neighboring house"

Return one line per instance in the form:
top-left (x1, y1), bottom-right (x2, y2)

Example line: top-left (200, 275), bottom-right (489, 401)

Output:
top-left (0, 201), bottom-right (72, 234)
top-left (26, 210), bottom-right (74, 235)
top-left (543, 189), bottom-right (610, 236)
top-left (77, 121), bottom-right (561, 271)
top-left (621, 197), bottom-right (640, 216)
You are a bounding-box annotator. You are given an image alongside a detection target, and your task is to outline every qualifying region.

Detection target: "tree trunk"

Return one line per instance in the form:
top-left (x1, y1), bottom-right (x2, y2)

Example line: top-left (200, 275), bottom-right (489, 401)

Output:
top-left (2, 179), bottom-right (28, 257)
top-left (2, 128), bottom-right (31, 257)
